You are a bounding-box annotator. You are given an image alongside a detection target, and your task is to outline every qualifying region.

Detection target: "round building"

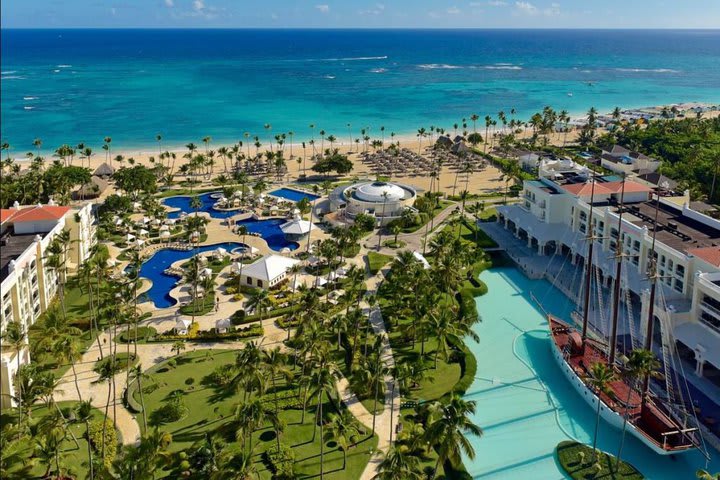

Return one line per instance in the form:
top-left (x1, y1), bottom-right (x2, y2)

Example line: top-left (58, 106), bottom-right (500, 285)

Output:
top-left (329, 181), bottom-right (417, 226)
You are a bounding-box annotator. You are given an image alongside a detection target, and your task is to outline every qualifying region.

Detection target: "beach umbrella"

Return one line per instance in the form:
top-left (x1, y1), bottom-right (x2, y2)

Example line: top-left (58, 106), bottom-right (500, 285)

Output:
top-left (160, 230), bottom-right (171, 238)
top-left (126, 233), bottom-right (136, 242)
top-left (139, 228), bottom-right (149, 236)
top-left (159, 224), bottom-right (170, 232)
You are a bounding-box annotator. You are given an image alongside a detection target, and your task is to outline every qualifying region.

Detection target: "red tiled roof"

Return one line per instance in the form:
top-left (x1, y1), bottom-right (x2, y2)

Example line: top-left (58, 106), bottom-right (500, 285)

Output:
top-left (0, 209), bottom-right (18, 223)
top-left (561, 182), bottom-right (613, 196)
top-left (603, 180), bottom-right (652, 193)
top-left (9, 205), bottom-right (71, 223)
top-left (689, 247), bottom-right (720, 268)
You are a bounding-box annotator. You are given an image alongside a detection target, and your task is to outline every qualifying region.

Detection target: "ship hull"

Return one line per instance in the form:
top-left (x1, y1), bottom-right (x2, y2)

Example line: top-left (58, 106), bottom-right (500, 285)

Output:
top-left (547, 320), bottom-right (688, 456)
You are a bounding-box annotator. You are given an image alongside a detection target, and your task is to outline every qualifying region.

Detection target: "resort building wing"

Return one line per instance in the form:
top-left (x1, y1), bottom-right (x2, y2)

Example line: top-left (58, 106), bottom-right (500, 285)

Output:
top-left (237, 254), bottom-right (300, 289)
top-left (1, 201), bottom-right (97, 409)
top-left (485, 175), bottom-right (720, 397)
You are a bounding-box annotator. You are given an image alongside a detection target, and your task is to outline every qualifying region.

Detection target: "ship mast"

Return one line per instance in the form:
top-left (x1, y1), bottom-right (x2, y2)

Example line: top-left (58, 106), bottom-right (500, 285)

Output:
top-left (641, 192), bottom-right (662, 410)
top-left (608, 175), bottom-right (627, 366)
top-left (580, 170), bottom-right (598, 340)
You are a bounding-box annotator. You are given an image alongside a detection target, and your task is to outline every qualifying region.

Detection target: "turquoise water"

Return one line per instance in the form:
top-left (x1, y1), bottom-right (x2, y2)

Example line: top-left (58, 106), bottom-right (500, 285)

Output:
top-left (163, 192), bottom-right (244, 219)
top-left (2, 29), bottom-right (720, 151)
top-left (463, 267), bottom-right (719, 479)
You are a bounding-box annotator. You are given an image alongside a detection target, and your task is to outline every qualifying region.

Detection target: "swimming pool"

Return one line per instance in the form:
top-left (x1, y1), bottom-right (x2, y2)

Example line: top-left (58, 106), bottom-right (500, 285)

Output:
top-left (463, 267), bottom-right (719, 479)
top-left (163, 191), bottom-right (242, 219)
top-left (269, 187), bottom-right (320, 203)
top-left (138, 242), bottom-right (245, 308)
top-left (237, 217), bottom-right (299, 252)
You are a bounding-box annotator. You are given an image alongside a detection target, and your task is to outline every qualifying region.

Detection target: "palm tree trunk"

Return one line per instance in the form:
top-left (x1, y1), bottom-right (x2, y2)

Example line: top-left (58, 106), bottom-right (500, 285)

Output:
top-left (592, 390), bottom-right (602, 462)
top-left (102, 379), bottom-right (111, 461)
top-left (372, 377), bottom-right (379, 435)
top-left (72, 362), bottom-right (83, 402)
top-left (138, 371), bottom-right (148, 431)
top-left (319, 392), bottom-right (325, 480)
top-left (86, 420), bottom-right (95, 479)
top-left (616, 385), bottom-right (634, 468)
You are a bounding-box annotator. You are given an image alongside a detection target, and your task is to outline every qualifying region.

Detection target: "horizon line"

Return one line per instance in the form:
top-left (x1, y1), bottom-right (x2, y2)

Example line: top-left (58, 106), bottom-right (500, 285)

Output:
top-left (3, 26), bottom-right (720, 31)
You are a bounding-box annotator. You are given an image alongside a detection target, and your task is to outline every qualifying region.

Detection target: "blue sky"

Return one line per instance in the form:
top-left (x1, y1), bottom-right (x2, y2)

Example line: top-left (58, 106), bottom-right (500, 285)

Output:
top-left (2, 1), bottom-right (720, 29)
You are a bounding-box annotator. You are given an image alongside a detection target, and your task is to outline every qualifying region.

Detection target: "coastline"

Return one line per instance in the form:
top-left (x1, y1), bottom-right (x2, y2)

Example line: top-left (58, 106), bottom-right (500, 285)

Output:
top-left (11, 99), bottom-right (720, 160)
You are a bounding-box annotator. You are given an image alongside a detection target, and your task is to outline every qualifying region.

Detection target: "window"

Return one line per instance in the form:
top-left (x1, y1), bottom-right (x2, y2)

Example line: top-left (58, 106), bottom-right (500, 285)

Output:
top-left (674, 279), bottom-right (683, 293)
top-left (247, 277), bottom-right (252, 285)
top-left (257, 280), bottom-right (263, 287)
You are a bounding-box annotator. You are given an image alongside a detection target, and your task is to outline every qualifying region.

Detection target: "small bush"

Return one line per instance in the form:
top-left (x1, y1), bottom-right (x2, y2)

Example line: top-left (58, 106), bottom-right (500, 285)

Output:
top-left (185, 377), bottom-right (195, 385)
top-left (205, 364), bottom-right (236, 387)
top-left (264, 442), bottom-right (296, 477)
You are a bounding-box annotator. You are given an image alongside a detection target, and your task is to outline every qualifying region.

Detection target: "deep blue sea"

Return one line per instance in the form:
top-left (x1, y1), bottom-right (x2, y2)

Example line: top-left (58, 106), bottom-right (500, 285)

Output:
top-left (2, 29), bottom-right (719, 153)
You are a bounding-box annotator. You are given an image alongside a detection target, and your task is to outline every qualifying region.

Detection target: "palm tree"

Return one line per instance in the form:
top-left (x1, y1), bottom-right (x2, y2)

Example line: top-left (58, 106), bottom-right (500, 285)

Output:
top-left (75, 400), bottom-right (95, 480)
top-left (616, 349), bottom-right (659, 467)
top-left (262, 347), bottom-right (293, 443)
top-left (373, 445), bottom-right (423, 480)
top-left (245, 288), bottom-right (270, 326)
top-left (234, 398), bottom-right (278, 457)
top-left (309, 360), bottom-right (339, 479)
top-left (130, 365), bottom-right (149, 431)
top-left (424, 395), bottom-right (483, 475)
top-left (325, 410), bottom-right (358, 470)
top-left (53, 334), bottom-right (84, 401)
top-left (588, 361), bottom-right (616, 462)
top-left (171, 340), bottom-right (186, 356)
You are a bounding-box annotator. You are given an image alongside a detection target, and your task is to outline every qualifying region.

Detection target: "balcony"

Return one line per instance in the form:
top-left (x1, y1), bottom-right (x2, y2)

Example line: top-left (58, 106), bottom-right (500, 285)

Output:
top-left (538, 200), bottom-right (546, 209)
top-left (701, 300), bottom-right (720, 321)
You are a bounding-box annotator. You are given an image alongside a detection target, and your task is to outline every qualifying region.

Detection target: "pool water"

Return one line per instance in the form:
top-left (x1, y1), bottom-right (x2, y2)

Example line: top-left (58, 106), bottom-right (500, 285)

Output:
top-left (463, 267), bottom-right (719, 479)
top-left (138, 242), bottom-right (245, 308)
top-left (237, 217), bottom-right (299, 252)
top-left (269, 187), bottom-right (320, 203)
top-left (163, 191), bottom-right (242, 219)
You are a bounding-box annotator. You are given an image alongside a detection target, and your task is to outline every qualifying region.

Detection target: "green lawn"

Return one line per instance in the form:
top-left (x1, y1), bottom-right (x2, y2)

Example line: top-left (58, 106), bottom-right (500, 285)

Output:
top-left (179, 291), bottom-right (216, 316)
top-left (137, 349), bottom-right (378, 479)
top-left (93, 352), bottom-right (138, 375)
top-left (455, 219), bottom-right (498, 249)
top-left (367, 252), bottom-right (392, 274)
top-left (556, 441), bottom-right (644, 479)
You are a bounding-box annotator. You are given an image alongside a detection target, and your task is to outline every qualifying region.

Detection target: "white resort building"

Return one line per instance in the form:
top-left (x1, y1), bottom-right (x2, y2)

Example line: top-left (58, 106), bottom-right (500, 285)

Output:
top-left (485, 174), bottom-right (720, 387)
top-left (234, 254), bottom-right (300, 289)
top-left (329, 181), bottom-right (417, 226)
top-left (1, 201), bottom-right (96, 409)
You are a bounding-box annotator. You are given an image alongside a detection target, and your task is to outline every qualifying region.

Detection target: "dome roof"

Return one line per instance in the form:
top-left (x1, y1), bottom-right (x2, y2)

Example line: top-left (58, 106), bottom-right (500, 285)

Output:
top-left (354, 182), bottom-right (408, 203)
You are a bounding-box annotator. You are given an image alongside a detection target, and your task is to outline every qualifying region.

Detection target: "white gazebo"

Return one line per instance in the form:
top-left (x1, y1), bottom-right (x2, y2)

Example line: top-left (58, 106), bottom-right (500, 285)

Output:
top-left (239, 254), bottom-right (301, 289)
top-left (215, 318), bottom-right (232, 334)
top-left (174, 318), bottom-right (192, 335)
top-left (279, 214), bottom-right (316, 241)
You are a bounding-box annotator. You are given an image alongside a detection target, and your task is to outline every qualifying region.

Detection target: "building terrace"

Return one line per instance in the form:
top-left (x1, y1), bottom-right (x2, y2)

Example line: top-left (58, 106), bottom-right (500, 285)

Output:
top-left (0, 231), bottom-right (41, 282)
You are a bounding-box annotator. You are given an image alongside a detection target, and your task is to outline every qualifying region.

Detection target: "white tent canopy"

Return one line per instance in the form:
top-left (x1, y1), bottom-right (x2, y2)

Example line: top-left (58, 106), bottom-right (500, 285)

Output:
top-left (280, 215), bottom-right (316, 236)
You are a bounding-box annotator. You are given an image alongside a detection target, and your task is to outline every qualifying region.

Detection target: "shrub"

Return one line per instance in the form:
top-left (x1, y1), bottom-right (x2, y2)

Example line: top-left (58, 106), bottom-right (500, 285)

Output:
top-left (225, 286), bottom-right (237, 295)
top-left (185, 377), bottom-right (195, 385)
top-left (88, 417), bottom-right (118, 467)
top-left (125, 379), bottom-right (143, 413)
top-left (205, 364), bottom-right (236, 386)
top-left (264, 442), bottom-right (296, 477)
top-left (353, 213), bottom-right (376, 232)
top-left (116, 326), bottom-right (157, 343)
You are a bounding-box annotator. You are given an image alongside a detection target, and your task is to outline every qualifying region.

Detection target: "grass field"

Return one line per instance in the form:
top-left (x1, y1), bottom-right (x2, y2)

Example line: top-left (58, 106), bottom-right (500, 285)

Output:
top-left (137, 349), bottom-right (378, 479)
top-left (556, 441), bottom-right (644, 480)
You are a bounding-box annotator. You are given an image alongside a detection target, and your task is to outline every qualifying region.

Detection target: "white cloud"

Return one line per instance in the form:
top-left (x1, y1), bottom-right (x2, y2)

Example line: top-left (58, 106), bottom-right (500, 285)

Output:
top-left (515, 1), bottom-right (538, 14)
top-left (111, 7), bottom-right (116, 15)
top-left (164, 0), bottom-right (174, 7)
top-left (270, 12), bottom-right (278, 20)
top-left (193, 0), bottom-right (204, 11)
top-left (486, 0), bottom-right (507, 6)
top-left (447, 6), bottom-right (461, 14)
top-left (544, 2), bottom-right (561, 16)
top-left (315, 4), bottom-right (330, 13)
top-left (360, 3), bottom-right (385, 15)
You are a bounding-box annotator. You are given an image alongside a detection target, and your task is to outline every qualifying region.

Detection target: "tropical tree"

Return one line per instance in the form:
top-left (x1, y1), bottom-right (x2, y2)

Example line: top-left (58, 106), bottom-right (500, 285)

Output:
top-left (325, 410), bottom-right (358, 470)
top-left (372, 445), bottom-right (423, 480)
top-left (588, 361), bottom-right (616, 461)
top-left (309, 359), bottom-right (339, 479)
top-left (616, 349), bottom-right (660, 467)
top-left (75, 400), bottom-right (95, 480)
top-left (424, 395), bottom-right (483, 474)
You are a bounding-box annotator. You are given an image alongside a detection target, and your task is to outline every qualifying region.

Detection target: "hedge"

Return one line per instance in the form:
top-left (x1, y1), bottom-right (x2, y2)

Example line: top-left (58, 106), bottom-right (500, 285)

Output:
top-left (231, 304), bottom-right (301, 325)
top-left (124, 378), bottom-right (148, 413)
top-left (88, 417), bottom-right (118, 467)
top-left (154, 324), bottom-right (263, 342)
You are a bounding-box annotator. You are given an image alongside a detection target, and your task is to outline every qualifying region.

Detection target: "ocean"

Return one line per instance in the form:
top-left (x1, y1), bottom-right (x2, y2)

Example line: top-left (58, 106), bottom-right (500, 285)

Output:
top-left (2, 28), bottom-right (719, 153)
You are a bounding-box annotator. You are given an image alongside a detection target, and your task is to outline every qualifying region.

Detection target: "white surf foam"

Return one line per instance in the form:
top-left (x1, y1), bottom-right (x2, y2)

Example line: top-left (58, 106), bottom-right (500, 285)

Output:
top-left (616, 68), bottom-right (679, 73)
top-left (370, 68), bottom-right (387, 73)
top-left (417, 64), bottom-right (463, 70)
top-left (57, 64), bottom-right (72, 68)
top-left (1, 75), bottom-right (25, 80)
top-left (23, 96), bottom-right (39, 100)
top-left (24, 106), bottom-right (35, 110)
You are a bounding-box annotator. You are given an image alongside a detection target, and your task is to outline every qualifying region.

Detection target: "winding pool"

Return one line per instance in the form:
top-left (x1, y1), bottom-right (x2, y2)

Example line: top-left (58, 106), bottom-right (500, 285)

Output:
top-left (163, 191), bottom-right (241, 219)
top-left (269, 187), bottom-right (320, 203)
top-left (138, 242), bottom-right (245, 309)
top-left (463, 267), bottom-right (719, 479)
